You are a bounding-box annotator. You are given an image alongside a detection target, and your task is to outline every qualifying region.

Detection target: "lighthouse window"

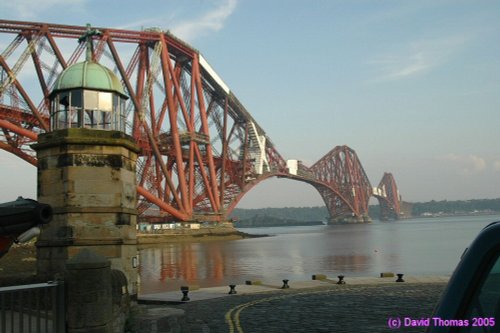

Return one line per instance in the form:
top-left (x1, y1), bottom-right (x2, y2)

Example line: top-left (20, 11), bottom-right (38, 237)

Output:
top-left (99, 92), bottom-right (112, 112)
top-left (52, 91), bottom-right (69, 129)
top-left (70, 90), bottom-right (83, 127)
top-left (71, 90), bottom-right (83, 108)
top-left (83, 91), bottom-right (112, 112)
top-left (59, 93), bottom-right (69, 108)
top-left (84, 90), bottom-right (98, 111)
top-left (51, 89), bottom-right (126, 131)
top-left (81, 90), bottom-right (114, 129)
top-left (113, 95), bottom-right (126, 132)
top-left (102, 111), bottom-right (111, 129)
top-left (83, 110), bottom-right (94, 128)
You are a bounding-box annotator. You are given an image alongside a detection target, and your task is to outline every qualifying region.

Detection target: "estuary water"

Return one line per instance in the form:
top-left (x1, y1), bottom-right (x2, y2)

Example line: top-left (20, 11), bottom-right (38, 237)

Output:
top-left (138, 215), bottom-right (500, 294)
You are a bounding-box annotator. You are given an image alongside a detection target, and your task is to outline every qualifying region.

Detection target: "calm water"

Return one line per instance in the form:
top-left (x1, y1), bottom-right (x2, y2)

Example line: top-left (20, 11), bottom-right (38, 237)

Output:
top-left (138, 215), bottom-right (500, 294)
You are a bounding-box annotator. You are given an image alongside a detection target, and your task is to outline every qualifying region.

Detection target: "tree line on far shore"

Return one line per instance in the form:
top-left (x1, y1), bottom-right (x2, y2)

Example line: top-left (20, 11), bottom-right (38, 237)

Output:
top-left (409, 198), bottom-right (500, 216)
top-left (230, 198), bottom-right (500, 226)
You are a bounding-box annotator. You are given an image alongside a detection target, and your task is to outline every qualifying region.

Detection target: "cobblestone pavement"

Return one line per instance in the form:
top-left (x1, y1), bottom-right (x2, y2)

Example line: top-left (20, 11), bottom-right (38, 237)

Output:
top-left (172, 282), bottom-right (447, 333)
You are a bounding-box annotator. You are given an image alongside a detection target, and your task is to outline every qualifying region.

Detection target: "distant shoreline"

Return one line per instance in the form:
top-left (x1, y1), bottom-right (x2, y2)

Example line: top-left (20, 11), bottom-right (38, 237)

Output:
top-left (137, 228), bottom-right (268, 246)
top-left (412, 212), bottom-right (500, 219)
top-left (234, 220), bottom-right (324, 228)
top-left (232, 199), bottom-right (500, 223)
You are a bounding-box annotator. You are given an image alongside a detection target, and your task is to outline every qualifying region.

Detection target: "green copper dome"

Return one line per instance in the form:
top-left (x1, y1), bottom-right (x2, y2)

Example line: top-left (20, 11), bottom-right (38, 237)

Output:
top-left (51, 60), bottom-right (127, 98)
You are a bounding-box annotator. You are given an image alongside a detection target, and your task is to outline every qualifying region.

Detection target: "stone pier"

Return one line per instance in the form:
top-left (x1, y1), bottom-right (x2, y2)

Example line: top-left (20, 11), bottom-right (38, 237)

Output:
top-left (34, 128), bottom-right (140, 295)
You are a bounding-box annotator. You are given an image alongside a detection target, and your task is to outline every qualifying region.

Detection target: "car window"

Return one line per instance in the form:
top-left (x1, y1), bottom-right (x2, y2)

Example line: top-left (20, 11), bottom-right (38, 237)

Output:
top-left (459, 253), bottom-right (500, 333)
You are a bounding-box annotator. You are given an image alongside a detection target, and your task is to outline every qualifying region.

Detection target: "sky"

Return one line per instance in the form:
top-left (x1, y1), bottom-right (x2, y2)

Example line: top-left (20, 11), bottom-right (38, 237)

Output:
top-left (0, 0), bottom-right (499, 208)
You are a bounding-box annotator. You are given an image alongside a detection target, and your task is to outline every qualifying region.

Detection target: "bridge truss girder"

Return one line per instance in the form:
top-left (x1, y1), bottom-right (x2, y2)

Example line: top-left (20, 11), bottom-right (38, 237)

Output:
top-left (0, 19), bottom-right (287, 222)
top-left (0, 20), bottom-right (401, 224)
top-left (374, 172), bottom-right (401, 221)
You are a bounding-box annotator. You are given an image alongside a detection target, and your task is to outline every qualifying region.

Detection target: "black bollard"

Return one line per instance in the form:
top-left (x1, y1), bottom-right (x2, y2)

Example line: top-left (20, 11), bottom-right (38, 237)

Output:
top-left (281, 279), bottom-right (290, 289)
top-left (396, 273), bottom-right (405, 282)
top-left (180, 286), bottom-right (190, 301)
top-left (228, 284), bottom-right (237, 295)
top-left (337, 275), bottom-right (346, 284)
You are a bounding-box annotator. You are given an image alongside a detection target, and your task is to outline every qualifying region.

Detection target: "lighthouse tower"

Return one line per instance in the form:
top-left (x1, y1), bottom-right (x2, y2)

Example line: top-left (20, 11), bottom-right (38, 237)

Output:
top-left (34, 26), bottom-right (139, 295)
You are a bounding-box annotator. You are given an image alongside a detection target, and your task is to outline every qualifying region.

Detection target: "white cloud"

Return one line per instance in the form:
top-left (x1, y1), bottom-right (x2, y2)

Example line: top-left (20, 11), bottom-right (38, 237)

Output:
top-left (0, 0), bottom-right (86, 19)
top-left (114, 12), bottom-right (178, 31)
top-left (112, 0), bottom-right (237, 42)
top-left (369, 35), bottom-right (469, 82)
top-left (170, 0), bottom-right (237, 42)
top-left (440, 153), bottom-right (487, 175)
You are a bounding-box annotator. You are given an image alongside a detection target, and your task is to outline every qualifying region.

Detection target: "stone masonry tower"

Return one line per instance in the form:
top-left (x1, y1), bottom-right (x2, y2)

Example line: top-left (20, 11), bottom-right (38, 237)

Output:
top-left (33, 26), bottom-right (139, 295)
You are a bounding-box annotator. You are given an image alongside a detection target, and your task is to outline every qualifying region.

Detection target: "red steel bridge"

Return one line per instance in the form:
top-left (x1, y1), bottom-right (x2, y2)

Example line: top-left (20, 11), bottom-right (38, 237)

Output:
top-left (0, 20), bottom-right (402, 223)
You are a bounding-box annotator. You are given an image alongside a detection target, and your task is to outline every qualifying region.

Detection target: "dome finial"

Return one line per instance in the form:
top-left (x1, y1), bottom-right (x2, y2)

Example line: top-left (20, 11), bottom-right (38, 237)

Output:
top-left (78, 23), bottom-right (102, 62)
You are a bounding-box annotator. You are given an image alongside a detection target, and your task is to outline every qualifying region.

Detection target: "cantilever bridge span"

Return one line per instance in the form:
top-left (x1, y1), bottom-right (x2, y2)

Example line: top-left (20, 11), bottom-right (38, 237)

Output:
top-left (0, 20), bottom-right (401, 223)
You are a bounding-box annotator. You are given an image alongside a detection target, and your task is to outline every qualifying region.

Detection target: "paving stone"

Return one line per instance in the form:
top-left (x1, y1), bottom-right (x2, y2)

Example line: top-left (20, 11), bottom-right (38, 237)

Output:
top-left (163, 282), bottom-right (447, 333)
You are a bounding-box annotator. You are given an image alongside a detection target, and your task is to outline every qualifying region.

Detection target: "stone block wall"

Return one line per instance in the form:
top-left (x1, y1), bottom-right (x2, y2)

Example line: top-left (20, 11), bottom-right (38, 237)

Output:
top-left (34, 128), bottom-right (140, 295)
top-left (66, 249), bottom-right (133, 333)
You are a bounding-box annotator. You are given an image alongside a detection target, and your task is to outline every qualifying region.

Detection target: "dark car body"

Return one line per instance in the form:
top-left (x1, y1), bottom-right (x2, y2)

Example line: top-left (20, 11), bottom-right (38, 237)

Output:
top-left (427, 221), bottom-right (500, 333)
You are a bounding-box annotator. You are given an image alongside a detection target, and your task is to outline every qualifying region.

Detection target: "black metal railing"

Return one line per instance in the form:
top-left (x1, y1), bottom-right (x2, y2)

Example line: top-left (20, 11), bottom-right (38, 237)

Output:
top-left (0, 281), bottom-right (65, 333)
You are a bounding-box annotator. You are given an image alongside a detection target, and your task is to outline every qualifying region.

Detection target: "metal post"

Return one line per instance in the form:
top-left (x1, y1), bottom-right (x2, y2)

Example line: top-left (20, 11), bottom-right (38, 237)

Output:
top-left (180, 286), bottom-right (190, 302)
top-left (36, 288), bottom-right (41, 333)
top-left (44, 287), bottom-right (49, 333)
top-left (10, 293), bottom-right (14, 333)
top-left (228, 285), bottom-right (237, 295)
top-left (54, 281), bottom-right (65, 332)
top-left (1, 292), bottom-right (6, 333)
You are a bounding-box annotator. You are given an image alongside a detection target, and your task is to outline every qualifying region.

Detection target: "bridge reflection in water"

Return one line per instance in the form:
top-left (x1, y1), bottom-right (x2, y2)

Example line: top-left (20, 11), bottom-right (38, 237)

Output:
top-left (138, 216), bottom-right (496, 294)
top-left (138, 224), bottom-right (398, 294)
